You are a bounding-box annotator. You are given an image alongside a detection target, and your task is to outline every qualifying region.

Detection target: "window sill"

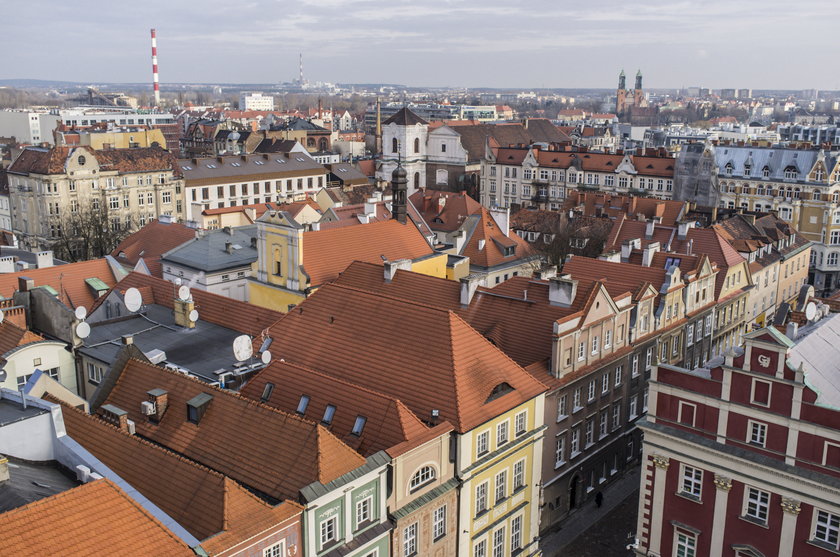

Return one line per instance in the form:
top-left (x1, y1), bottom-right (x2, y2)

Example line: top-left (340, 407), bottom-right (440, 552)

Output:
top-left (475, 509), bottom-right (489, 520)
top-left (739, 515), bottom-right (769, 529)
top-left (556, 414), bottom-right (569, 423)
top-left (806, 540), bottom-right (840, 555)
top-left (675, 491), bottom-right (702, 504)
top-left (554, 461), bottom-right (566, 470)
top-left (570, 451), bottom-right (581, 460)
top-left (572, 406), bottom-right (583, 414)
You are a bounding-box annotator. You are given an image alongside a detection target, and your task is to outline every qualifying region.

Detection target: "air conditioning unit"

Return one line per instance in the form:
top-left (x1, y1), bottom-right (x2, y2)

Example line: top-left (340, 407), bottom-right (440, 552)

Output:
top-left (126, 419), bottom-right (136, 435)
top-left (140, 401), bottom-right (156, 415)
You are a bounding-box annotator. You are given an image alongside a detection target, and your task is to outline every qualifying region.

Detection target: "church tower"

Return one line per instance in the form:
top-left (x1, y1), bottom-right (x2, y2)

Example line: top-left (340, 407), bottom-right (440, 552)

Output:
top-left (616, 69), bottom-right (627, 115)
top-left (634, 69), bottom-right (645, 106)
top-left (391, 163), bottom-right (408, 224)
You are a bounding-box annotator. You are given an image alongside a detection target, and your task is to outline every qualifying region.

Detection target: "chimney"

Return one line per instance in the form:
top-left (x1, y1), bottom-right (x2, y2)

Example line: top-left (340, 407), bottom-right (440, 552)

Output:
top-left (0, 455), bottom-right (8, 484)
top-left (549, 274), bottom-right (578, 307)
top-left (677, 221), bottom-right (693, 240)
top-left (642, 242), bottom-right (660, 267)
top-left (0, 257), bottom-right (14, 273)
top-left (534, 266), bottom-right (558, 280)
top-left (225, 241), bottom-right (233, 254)
top-left (35, 251), bottom-right (54, 269)
top-left (146, 388), bottom-right (168, 422)
top-left (173, 295), bottom-right (196, 329)
top-left (711, 206), bottom-right (718, 223)
top-left (645, 219), bottom-right (655, 239)
top-left (17, 276), bottom-right (34, 292)
top-left (488, 206), bottom-right (511, 236)
top-left (121, 335), bottom-right (133, 345)
top-left (99, 404), bottom-right (129, 432)
top-left (364, 197), bottom-right (377, 217)
top-left (310, 221), bottom-right (321, 231)
top-left (460, 275), bottom-right (481, 306)
top-left (786, 322), bottom-right (799, 340)
top-left (621, 238), bottom-right (641, 261)
top-left (383, 258), bottom-right (411, 282)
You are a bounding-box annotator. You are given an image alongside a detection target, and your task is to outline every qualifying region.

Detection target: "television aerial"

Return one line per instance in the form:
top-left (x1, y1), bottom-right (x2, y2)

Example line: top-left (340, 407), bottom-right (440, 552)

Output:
top-left (124, 287), bottom-right (142, 313)
top-left (232, 335), bottom-right (253, 362)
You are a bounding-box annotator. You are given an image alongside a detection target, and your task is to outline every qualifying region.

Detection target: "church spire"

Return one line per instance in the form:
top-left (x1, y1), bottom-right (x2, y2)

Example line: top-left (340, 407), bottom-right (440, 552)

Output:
top-left (391, 162), bottom-right (408, 224)
top-left (635, 69), bottom-right (643, 90)
top-left (618, 69), bottom-right (626, 91)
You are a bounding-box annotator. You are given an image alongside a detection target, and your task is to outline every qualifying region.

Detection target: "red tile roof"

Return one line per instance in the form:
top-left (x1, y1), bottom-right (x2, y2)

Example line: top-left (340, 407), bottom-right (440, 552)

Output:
top-left (100, 359), bottom-right (367, 502)
top-left (461, 207), bottom-right (534, 268)
top-left (0, 321), bottom-right (43, 357)
top-left (409, 189), bottom-right (482, 233)
top-left (103, 272), bottom-right (283, 337)
top-left (9, 146), bottom-right (180, 176)
top-left (111, 220), bottom-right (196, 277)
top-left (0, 479), bottom-right (193, 555)
top-left (241, 359), bottom-right (430, 456)
top-left (302, 219), bottom-right (435, 287)
top-left (564, 191), bottom-right (686, 226)
top-left (60, 401), bottom-right (302, 552)
top-left (563, 256), bottom-right (669, 301)
top-left (0, 258), bottom-right (120, 310)
top-left (265, 283), bottom-right (547, 432)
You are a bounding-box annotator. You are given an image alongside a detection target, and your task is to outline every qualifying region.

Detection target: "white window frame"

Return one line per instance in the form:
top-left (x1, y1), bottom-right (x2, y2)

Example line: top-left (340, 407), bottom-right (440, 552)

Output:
top-left (511, 515), bottom-right (523, 552)
top-left (514, 410), bottom-right (527, 437)
top-left (555, 436), bottom-right (565, 468)
top-left (494, 470), bottom-right (507, 503)
top-left (750, 378), bottom-right (772, 407)
top-left (263, 541), bottom-right (285, 557)
top-left (403, 522), bottom-right (418, 556)
top-left (743, 486), bottom-right (770, 524)
top-left (602, 372), bottom-right (610, 394)
top-left (319, 516), bottom-right (338, 549)
top-left (614, 365), bottom-right (622, 386)
top-left (433, 505), bottom-right (447, 541)
top-left (679, 464), bottom-right (703, 500)
top-left (674, 530), bottom-right (697, 557)
top-left (475, 481), bottom-right (488, 515)
top-left (492, 526), bottom-right (505, 557)
top-left (677, 401), bottom-right (696, 427)
top-left (497, 420), bottom-right (509, 447)
top-left (356, 496), bottom-right (372, 525)
top-left (477, 431), bottom-right (489, 456)
top-left (748, 420), bottom-right (767, 447)
top-left (813, 509), bottom-right (840, 551)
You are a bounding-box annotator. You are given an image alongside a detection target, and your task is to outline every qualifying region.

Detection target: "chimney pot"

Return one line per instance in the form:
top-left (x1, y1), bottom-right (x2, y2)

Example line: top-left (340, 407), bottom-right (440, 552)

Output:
top-left (122, 335), bottom-right (133, 345)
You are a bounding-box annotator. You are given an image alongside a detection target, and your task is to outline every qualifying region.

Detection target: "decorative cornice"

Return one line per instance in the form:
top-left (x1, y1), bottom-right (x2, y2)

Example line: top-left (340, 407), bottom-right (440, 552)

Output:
top-left (713, 474), bottom-right (732, 492)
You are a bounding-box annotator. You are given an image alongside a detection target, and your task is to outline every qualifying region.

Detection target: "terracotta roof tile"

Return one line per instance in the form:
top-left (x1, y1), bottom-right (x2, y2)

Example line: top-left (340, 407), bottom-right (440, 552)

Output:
top-left (0, 258), bottom-right (119, 310)
top-left (461, 207), bottom-right (535, 268)
top-left (409, 189), bottom-right (482, 232)
top-left (563, 191), bottom-right (687, 226)
top-left (101, 359), bottom-right (365, 501)
top-left (241, 359), bottom-right (429, 456)
top-left (303, 219), bottom-right (435, 287)
top-left (0, 479), bottom-right (192, 555)
top-left (0, 321), bottom-right (43, 356)
top-left (59, 402), bottom-right (302, 551)
top-left (111, 220), bottom-right (196, 277)
top-left (265, 282), bottom-right (547, 432)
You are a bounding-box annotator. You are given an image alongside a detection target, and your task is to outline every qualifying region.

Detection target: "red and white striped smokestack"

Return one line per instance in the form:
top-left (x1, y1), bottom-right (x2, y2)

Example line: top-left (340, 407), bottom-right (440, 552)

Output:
top-left (150, 28), bottom-right (160, 106)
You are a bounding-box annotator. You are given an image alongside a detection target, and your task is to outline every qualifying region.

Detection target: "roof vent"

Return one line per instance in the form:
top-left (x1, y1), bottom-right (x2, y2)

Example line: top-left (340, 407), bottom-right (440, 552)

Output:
top-left (186, 393), bottom-right (213, 424)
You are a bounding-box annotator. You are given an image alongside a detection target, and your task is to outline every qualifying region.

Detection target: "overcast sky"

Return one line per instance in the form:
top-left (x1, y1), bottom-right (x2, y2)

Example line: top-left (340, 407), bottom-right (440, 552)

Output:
top-left (3, 0), bottom-right (836, 90)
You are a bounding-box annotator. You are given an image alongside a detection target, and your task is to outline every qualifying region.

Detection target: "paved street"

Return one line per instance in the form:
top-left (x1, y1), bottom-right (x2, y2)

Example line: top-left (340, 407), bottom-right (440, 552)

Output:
top-left (541, 467), bottom-right (640, 557)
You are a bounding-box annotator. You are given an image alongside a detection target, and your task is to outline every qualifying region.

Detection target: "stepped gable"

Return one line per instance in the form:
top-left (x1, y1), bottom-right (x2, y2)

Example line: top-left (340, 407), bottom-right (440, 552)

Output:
top-left (265, 282), bottom-right (546, 432)
top-left (100, 359), bottom-right (366, 501)
top-left (241, 358), bottom-right (430, 456)
top-left (0, 479), bottom-right (193, 555)
top-left (59, 401), bottom-right (301, 552)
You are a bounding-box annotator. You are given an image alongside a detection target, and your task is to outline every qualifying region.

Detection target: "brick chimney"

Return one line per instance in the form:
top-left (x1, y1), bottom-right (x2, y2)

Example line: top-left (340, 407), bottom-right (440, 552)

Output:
top-left (146, 388), bottom-right (168, 421)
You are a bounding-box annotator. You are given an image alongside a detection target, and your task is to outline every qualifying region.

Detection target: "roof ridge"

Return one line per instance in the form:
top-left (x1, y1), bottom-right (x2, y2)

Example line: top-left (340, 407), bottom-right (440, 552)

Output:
top-left (326, 282), bottom-right (455, 315)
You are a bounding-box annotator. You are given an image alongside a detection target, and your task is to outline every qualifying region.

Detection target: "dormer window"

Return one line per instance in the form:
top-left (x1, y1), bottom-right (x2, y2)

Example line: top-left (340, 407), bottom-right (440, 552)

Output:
top-left (504, 246), bottom-right (516, 257)
top-left (78, 155), bottom-right (86, 166)
top-left (186, 393), bottom-right (213, 424)
top-left (725, 163), bottom-right (733, 176)
top-left (762, 166), bottom-right (770, 178)
top-left (486, 382), bottom-right (514, 403)
top-left (743, 164), bottom-right (751, 176)
top-left (784, 166), bottom-right (797, 179)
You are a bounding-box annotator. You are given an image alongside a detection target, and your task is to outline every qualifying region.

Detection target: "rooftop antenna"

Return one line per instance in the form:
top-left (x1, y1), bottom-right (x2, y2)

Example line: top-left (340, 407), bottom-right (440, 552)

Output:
top-left (150, 29), bottom-right (160, 107)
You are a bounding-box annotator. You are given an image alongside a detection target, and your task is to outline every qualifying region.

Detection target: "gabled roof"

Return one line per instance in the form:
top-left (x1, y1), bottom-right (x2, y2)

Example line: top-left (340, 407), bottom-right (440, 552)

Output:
top-left (563, 257), bottom-right (669, 301)
top-left (60, 401), bottom-right (302, 552)
top-left (100, 359), bottom-right (367, 502)
top-left (460, 207), bottom-right (534, 269)
top-left (564, 191), bottom-right (687, 226)
top-left (409, 189), bottom-right (482, 232)
top-left (302, 219), bottom-right (435, 287)
top-left (241, 359), bottom-right (430, 456)
top-left (100, 272), bottom-right (282, 337)
top-left (383, 107), bottom-right (428, 126)
top-left (0, 321), bottom-right (43, 357)
top-left (111, 220), bottom-right (196, 277)
top-left (0, 479), bottom-right (192, 555)
top-left (0, 258), bottom-right (121, 310)
top-left (265, 283), bottom-right (547, 432)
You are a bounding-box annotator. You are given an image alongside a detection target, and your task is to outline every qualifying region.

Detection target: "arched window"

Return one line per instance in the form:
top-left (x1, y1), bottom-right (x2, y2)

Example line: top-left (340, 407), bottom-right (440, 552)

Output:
top-left (757, 184), bottom-right (765, 196)
top-left (318, 137), bottom-right (328, 151)
top-left (392, 137), bottom-right (398, 153)
top-left (414, 137), bottom-right (420, 153)
top-left (409, 465), bottom-right (436, 492)
top-left (793, 187), bottom-right (800, 199)
top-left (762, 166), bottom-right (770, 178)
top-left (724, 163), bottom-right (733, 176)
top-left (78, 155), bottom-right (86, 166)
top-left (306, 138), bottom-right (315, 148)
top-left (414, 172), bottom-right (420, 189)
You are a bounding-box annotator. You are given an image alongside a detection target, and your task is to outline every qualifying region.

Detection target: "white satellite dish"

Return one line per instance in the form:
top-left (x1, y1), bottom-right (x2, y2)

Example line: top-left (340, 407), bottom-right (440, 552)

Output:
top-left (174, 277), bottom-right (182, 286)
top-left (76, 321), bottom-right (91, 339)
top-left (261, 350), bottom-right (272, 364)
top-left (124, 288), bottom-right (142, 313)
top-left (232, 335), bottom-right (253, 362)
top-left (188, 309), bottom-right (199, 322)
top-left (74, 306), bottom-right (87, 320)
top-left (805, 302), bottom-right (817, 321)
top-left (178, 285), bottom-right (191, 301)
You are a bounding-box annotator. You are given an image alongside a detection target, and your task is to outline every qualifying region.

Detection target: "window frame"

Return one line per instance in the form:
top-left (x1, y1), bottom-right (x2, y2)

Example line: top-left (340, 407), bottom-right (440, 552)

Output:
top-left (743, 486), bottom-right (770, 525)
top-left (679, 464), bottom-right (703, 501)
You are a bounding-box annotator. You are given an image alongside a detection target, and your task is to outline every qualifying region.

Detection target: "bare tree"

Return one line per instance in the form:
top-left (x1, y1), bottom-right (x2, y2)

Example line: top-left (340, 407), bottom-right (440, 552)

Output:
top-left (518, 211), bottom-right (613, 269)
top-left (47, 198), bottom-right (139, 262)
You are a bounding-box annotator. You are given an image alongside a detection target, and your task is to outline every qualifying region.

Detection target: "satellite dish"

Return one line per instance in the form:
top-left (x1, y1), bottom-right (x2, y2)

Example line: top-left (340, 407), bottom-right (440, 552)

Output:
top-left (174, 277), bottom-right (182, 286)
top-left (232, 335), bottom-right (253, 362)
top-left (76, 321), bottom-right (91, 339)
top-left (805, 302), bottom-right (817, 321)
top-left (261, 350), bottom-right (272, 364)
top-left (124, 288), bottom-right (142, 313)
top-left (188, 309), bottom-right (199, 322)
top-left (74, 306), bottom-right (87, 320)
top-left (178, 285), bottom-right (191, 301)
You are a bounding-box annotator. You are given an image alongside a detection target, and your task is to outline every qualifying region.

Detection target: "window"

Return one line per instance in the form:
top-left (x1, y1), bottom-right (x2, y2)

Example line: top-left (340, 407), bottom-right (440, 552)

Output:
top-left (599, 412), bottom-right (608, 438)
top-left (497, 421), bottom-right (509, 446)
top-left (578, 341), bottom-right (585, 361)
top-left (320, 516), bottom-right (337, 548)
top-left (604, 329), bottom-right (612, 348)
top-left (492, 527), bottom-right (505, 557)
top-left (678, 401), bottom-right (696, 427)
top-left (356, 497), bottom-right (371, 525)
top-left (514, 411), bottom-right (527, 436)
top-left (403, 522), bottom-right (418, 556)
top-left (591, 335), bottom-right (599, 354)
top-left (477, 431), bottom-right (489, 456)
top-left (632, 354), bottom-right (639, 376)
top-left (748, 420), bottom-right (767, 447)
top-left (474, 540), bottom-right (487, 557)
top-left (751, 379), bottom-right (771, 406)
top-left (814, 510), bottom-right (840, 550)
top-left (409, 466), bottom-right (436, 491)
top-left (263, 542), bottom-right (285, 557)
top-left (162, 191), bottom-right (172, 204)
top-left (322, 404), bottom-right (336, 425)
top-left (675, 531), bottom-right (696, 557)
top-left (475, 482), bottom-right (488, 515)
top-left (557, 395), bottom-right (568, 420)
top-left (686, 324), bottom-right (694, 346)
top-left (87, 362), bottom-right (104, 383)
top-left (680, 465), bottom-right (703, 499)
top-left (588, 380), bottom-right (596, 401)
top-left (351, 415), bottom-right (367, 436)
top-left (585, 419), bottom-right (594, 447)
top-left (296, 395), bottom-right (310, 415)
top-left (645, 348), bottom-right (653, 369)
top-left (571, 428), bottom-right (580, 456)
top-left (612, 403), bottom-right (621, 430)
top-left (260, 382), bottom-right (274, 402)
top-left (744, 486), bottom-right (770, 524)
top-left (506, 459), bottom-right (524, 493)
top-left (602, 372), bottom-right (610, 394)
top-left (573, 388), bottom-right (582, 411)
top-left (109, 196), bottom-right (119, 209)
top-left (511, 515), bottom-right (522, 552)
top-left (629, 396), bottom-right (638, 420)
top-left (494, 470), bottom-right (507, 502)
top-left (433, 505), bottom-right (447, 540)
top-left (614, 365), bottom-right (622, 386)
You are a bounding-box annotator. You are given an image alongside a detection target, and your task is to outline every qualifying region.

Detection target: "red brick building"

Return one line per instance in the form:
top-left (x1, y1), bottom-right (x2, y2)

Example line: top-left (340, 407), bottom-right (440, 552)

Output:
top-left (635, 326), bottom-right (840, 556)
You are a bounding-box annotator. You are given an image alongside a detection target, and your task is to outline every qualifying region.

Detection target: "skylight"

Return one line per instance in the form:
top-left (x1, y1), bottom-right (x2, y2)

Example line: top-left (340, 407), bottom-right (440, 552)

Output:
top-left (322, 404), bottom-right (336, 425)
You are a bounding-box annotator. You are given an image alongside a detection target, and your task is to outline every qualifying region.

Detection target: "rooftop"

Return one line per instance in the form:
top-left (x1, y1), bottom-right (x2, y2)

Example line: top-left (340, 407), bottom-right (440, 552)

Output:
top-left (111, 219), bottom-right (196, 277)
top-left (162, 225), bottom-right (257, 273)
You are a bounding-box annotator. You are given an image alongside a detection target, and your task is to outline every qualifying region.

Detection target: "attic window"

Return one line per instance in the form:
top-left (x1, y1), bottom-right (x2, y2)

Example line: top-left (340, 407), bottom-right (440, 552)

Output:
top-left (78, 155), bottom-right (86, 165)
top-left (351, 416), bottom-right (367, 436)
top-left (504, 246), bottom-right (516, 257)
top-left (182, 165), bottom-right (193, 171)
top-left (295, 157), bottom-right (306, 162)
top-left (646, 164), bottom-right (654, 169)
top-left (276, 159), bottom-right (285, 164)
top-left (206, 164), bottom-right (216, 169)
top-left (606, 161), bottom-right (613, 166)
top-left (296, 395), bottom-right (310, 415)
top-left (231, 162), bottom-right (241, 167)
top-left (486, 382), bottom-right (514, 403)
top-left (255, 160), bottom-right (264, 165)
top-left (322, 404), bottom-right (336, 425)
top-left (186, 393), bottom-right (213, 424)
top-left (260, 382), bottom-right (274, 402)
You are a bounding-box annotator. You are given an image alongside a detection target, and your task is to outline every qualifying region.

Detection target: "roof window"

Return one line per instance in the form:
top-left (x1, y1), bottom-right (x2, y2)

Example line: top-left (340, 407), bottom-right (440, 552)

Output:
top-left (485, 382), bottom-right (514, 403)
top-left (206, 164), bottom-right (216, 169)
top-left (322, 404), bottom-right (336, 425)
top-left (260, 382), bottom-right (274, 402)
top-left (255, 160), bottom-right (264, 165)
top-left (351, 416), bottom-right (367, 436)
top-left (296, 395), bottom-right (310, 415)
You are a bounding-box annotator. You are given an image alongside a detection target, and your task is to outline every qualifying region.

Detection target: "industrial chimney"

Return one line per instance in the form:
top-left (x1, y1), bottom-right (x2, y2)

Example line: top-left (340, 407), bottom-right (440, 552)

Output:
top-left (150, 28), bottom-right (160, 106)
